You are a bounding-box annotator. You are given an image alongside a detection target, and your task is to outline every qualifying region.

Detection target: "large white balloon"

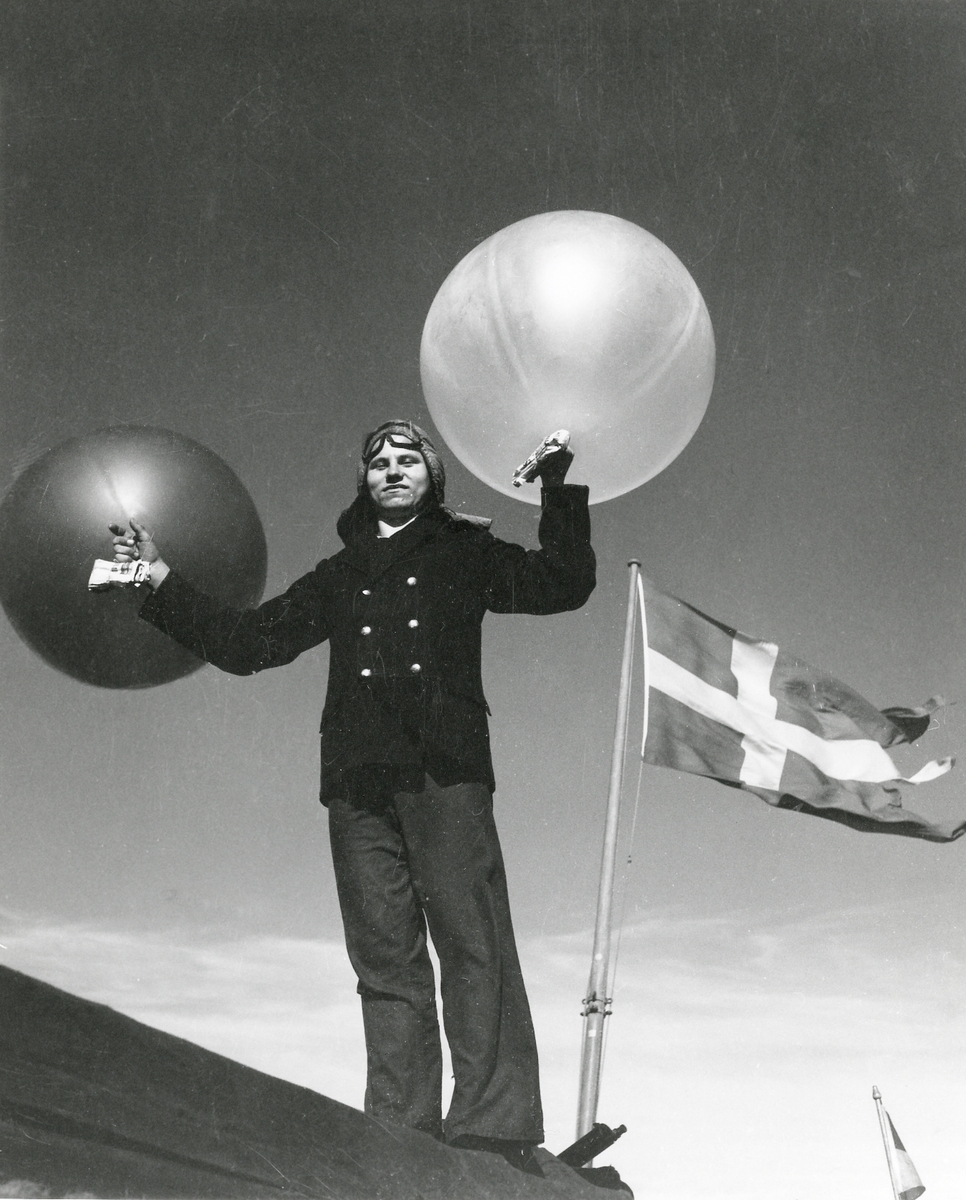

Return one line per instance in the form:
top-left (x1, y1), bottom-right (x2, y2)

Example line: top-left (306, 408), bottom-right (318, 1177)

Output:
top-left (420, 210), bottom-right (715, 504)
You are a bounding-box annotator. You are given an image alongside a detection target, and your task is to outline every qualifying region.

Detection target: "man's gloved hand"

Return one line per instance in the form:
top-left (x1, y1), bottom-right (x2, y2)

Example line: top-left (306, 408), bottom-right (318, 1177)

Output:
top-left (533, 446), bottom-right (574, 486)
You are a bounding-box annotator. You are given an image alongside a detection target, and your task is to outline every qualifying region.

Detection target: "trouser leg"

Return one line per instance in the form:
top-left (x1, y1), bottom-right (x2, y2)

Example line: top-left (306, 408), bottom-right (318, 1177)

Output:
top-left (327, 795), bottom-right (443, 1136)
top-left (395, 778), bottom-right (544, 1144)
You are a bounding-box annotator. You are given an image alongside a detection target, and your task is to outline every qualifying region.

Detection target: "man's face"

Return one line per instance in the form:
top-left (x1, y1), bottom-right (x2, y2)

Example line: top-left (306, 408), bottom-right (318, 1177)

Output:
top-left (365, 439), bottom-right (431, 519)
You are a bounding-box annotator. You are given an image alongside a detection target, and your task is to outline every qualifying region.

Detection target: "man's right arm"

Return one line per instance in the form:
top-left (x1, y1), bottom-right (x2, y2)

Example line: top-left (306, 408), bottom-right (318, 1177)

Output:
top-left (110, 518), bottom-right (330, 675)
top-left (138, 568), bottom-right (331, 675)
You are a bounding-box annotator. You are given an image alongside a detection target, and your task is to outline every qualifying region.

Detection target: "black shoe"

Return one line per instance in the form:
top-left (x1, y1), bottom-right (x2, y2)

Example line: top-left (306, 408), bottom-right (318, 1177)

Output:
top-left (573, 1164), bottom-right (633, 1194)
top-left (449, 1134), bottom-right (545, 1177)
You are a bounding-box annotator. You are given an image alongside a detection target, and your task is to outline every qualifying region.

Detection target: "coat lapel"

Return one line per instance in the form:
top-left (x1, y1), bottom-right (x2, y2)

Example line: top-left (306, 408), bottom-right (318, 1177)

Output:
top-left (338, 505), bottom-right (450, 584)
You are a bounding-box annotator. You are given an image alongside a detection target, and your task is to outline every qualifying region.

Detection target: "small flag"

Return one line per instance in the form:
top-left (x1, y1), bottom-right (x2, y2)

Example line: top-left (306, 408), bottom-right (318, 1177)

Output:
top-left (874, 1087), bottom-right (926, 1200)
top-left (638, 579), bottom-right (964, 842)
top-left (887, 1113), bottom-right (926, 1200)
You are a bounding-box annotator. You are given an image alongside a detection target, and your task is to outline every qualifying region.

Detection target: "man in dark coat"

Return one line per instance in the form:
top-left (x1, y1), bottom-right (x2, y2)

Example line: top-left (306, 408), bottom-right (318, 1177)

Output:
top-left (110, 421), bottom-right (595, 1171)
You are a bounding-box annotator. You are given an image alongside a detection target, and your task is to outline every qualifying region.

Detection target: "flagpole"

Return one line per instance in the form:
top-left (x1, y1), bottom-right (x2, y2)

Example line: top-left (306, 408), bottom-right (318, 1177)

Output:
top-left (576, 559), bottom-right (642, 1139)
top-left (873, 1086), bottom-right (902, 1200)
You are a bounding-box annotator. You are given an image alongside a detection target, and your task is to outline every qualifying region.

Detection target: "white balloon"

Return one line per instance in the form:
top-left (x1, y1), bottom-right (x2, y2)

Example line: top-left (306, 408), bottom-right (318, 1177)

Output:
top-left (420, 210), bottom-right (715, 504)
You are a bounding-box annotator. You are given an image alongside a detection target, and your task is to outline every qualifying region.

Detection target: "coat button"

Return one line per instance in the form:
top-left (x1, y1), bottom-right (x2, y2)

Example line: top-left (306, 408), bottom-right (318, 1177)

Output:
top-left (361, 626), bottom-right (372, 635)
top-left (410, 663), bottom-right (421, 674)
top-left (408, 619), bottom-right (418, 628)
top-left (407, 576), bottom-right (417, 586)
top-left (360, 668), bottom-right (372, 677)
top-left (361, 589), bottom-right (372, 596)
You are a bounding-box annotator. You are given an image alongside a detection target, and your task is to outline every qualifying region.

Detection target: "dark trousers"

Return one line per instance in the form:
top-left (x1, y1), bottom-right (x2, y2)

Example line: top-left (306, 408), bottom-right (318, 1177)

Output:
top-left (327, 776), bottom-right (544, 1143)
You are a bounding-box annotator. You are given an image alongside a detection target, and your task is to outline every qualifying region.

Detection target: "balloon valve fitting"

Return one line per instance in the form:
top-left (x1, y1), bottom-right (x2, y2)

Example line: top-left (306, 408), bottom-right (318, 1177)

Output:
top-left (512, 429), bottom-right (571, 487)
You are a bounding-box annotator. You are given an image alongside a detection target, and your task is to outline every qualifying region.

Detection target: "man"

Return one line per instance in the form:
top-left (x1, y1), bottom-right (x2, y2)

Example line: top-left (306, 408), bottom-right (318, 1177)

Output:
top-left (111, 420), bottom-right (595, 1172)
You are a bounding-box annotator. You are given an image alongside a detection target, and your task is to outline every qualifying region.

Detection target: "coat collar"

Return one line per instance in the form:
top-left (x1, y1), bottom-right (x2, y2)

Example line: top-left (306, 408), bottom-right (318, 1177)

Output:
top-left (336, 495), bottom-right (451, 580)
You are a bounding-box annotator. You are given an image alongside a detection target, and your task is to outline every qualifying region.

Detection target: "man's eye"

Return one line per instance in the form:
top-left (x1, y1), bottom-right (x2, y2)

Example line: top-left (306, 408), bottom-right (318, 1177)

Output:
top-left (369, 459), bottom-right (388, 470)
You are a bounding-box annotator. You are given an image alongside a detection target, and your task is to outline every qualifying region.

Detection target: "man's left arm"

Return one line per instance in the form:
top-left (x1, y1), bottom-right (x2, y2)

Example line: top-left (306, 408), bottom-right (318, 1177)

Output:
top-left (483, 481), bottom-right (596, 615)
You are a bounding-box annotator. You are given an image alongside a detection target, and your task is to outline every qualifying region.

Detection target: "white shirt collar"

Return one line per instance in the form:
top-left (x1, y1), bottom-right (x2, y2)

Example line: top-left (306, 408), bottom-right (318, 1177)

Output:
top-left (376, 515), bottom-right (417, 539)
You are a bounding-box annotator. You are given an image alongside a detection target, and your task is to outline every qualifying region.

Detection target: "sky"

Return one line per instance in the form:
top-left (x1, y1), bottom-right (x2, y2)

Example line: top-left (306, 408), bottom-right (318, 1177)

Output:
top-left (1, 2), bottom-right (965, 1195)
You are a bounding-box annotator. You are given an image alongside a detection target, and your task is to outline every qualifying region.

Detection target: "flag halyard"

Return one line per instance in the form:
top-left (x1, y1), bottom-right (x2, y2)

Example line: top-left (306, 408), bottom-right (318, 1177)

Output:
top-left (638, 580), bottom-right (963, 843)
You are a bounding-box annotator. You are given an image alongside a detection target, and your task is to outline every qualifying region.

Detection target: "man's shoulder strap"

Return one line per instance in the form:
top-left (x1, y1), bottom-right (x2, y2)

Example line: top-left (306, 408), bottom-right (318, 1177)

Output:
top-left (443, 509), bottom-right (493, 531)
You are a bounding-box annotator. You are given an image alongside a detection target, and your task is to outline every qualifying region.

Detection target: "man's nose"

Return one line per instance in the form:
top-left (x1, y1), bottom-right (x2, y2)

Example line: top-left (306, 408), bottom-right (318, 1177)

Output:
top-left (386, 467), bottom-right (403, 480)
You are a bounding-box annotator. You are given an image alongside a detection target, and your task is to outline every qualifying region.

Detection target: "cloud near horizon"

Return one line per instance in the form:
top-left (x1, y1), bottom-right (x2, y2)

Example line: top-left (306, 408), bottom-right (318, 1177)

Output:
top-left (1, 904), bottom-right (964, 1200)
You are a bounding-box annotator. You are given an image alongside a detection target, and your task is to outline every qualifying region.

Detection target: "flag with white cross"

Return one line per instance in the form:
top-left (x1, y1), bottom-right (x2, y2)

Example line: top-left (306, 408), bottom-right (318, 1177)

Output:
top-left (637, 579), bottom-right (965, 843)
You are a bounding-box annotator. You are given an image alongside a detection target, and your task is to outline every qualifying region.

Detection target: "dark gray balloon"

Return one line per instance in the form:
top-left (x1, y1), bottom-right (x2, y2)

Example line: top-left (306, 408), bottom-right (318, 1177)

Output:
top-left (0, 426), bottom-right (267, 688)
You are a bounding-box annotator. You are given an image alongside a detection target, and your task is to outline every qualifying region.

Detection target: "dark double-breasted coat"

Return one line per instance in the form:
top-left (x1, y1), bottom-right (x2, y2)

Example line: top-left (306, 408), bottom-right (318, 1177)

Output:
top-left (139, 482), bottom-right (595, 1142)
top-left (139, 484), bottom-right (596, 801)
